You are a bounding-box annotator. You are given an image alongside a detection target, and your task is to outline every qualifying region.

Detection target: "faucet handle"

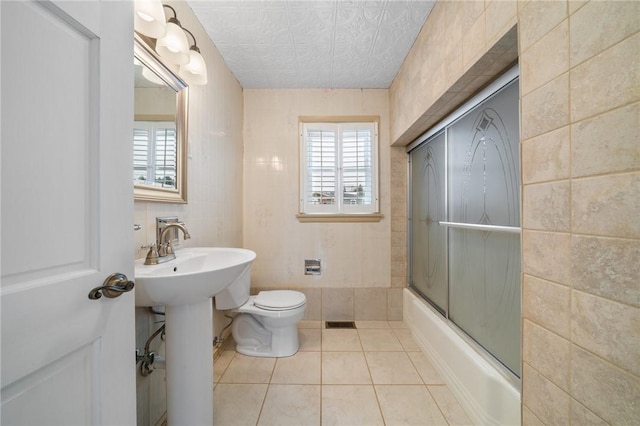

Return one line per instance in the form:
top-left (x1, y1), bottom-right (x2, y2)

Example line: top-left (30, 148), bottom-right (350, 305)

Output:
top-left (143, 243), bottom-right (160, 265)
top-left (165, 240), bottom-right (175, 255)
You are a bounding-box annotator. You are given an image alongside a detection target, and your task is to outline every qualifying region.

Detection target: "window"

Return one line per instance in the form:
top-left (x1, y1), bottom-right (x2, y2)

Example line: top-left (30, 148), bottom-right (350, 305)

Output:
top-left (299, 121), bottom-right (379, 217)
top-left (133, 121), bottom-right (177, 188)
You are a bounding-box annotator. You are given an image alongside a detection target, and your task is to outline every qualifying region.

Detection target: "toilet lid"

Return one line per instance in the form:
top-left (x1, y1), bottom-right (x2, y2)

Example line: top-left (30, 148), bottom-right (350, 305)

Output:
top-left (254, 290), bottom-right (306, 311)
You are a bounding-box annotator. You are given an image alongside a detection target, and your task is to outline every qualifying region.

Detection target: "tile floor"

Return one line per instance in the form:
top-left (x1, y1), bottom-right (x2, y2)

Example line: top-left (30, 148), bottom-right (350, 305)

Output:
top-left (213, 320), bottom-right (473, 426)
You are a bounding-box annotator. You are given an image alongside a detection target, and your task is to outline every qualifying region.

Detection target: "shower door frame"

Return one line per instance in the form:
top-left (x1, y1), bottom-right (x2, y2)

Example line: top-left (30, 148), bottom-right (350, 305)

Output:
top-left (407, 65), bottom-right (521, 385)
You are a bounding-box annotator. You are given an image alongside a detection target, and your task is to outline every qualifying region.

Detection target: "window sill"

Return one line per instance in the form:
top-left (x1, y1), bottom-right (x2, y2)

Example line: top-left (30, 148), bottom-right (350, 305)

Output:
top-left (296, 213), bottom-right (383, 223)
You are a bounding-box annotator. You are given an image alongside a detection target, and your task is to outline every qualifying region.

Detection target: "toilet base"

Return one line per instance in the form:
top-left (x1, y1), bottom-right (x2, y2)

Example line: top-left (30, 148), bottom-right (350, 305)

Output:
top-left (231, 312), bottom-right (301, 358)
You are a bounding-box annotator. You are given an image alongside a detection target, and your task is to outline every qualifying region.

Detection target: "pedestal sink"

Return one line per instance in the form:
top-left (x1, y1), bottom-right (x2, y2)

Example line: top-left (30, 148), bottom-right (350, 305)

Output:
top-left (135, 247), bottom-right (256, 425)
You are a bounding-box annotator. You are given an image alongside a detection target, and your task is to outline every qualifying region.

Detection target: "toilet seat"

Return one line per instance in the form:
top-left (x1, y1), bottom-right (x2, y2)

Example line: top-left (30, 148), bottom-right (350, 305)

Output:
top-left (254, 290), bottom-right (306, 311)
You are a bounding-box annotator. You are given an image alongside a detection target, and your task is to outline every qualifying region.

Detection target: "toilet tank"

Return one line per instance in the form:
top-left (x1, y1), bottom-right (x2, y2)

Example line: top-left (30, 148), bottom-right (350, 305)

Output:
top-left (214, 264), bottom-right (251, 310)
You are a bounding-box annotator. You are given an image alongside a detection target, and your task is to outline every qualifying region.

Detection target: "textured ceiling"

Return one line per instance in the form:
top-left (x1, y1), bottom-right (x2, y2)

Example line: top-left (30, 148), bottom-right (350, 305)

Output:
top-left (187, 0), bottom-right (435, 89)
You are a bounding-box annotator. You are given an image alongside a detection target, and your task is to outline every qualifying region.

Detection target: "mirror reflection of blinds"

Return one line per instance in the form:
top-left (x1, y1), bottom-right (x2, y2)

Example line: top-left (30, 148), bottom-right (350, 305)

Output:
top-left (133, 122), bottom-right (177, 187)
top-left (306, 129), bottom-right (336, 205)
top-left (133, 128), bottom-right (150, 181)
top-left (154, 127), bottom-right (176, 187)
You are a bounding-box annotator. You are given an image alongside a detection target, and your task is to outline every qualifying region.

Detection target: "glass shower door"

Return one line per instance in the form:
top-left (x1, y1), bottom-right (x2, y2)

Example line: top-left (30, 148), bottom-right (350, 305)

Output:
top-left (410, 132), bottom-right (447, 313)
top-left (447, 80), bottom-right (521, 376)
top-left (409, 74), bottom-right (521, 377)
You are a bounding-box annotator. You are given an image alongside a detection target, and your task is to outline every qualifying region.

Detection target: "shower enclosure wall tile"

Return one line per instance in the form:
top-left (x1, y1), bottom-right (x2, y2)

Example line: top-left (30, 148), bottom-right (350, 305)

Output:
top-left (570, 399), bottom-right (608, 426)
top-left (522, 406), bottom-right (545, 426)
top-left (390, 244), bottom-right (406, 262)
top-left (461, 11), bottom-right (486, 70)
top-left (522, 363), bottom-right (570, 426)
top-left (522, 230), bottom-right (571, 286)
top-left (570, 1), bottom-right (590, 14)
top-left (444, 40), bottom-right (463, 91)
top-left (390, 260), bottom-right (406, 280)
top-left (520, 21), bottom-right (569, 96)
top-left (571, 102), bottom-right (639, 178)
top-left (523, 275), bottom-right (571, 338)
top-left (570, 345), bottom-right (640, 425)
top-left (518, 0), bottom-right (567, 51)
top-left (485, 0), bottom-right (516, 46)
top-left (571, 290), bottom-right (640, 376)
top-left (572, 173), bottom-right (640, 239)
top-left (523, 180), bottom-right (570, 231)
top-left (523, 320), bottom-right (571, 392)
top-left (521, 74), bottom-right (570, 140)
top-left (521, 126), bottom-right (570, 184)
top-left (572, 235), bottom-right (640, 307)
top-left (462, 0), bottom-right (485, 30)
top-left (570, 33), bottom-right (640, 122)
top-left (569, 0), bottom-right (640, 67)
top-left (386, 288), bottom-right (403, 321)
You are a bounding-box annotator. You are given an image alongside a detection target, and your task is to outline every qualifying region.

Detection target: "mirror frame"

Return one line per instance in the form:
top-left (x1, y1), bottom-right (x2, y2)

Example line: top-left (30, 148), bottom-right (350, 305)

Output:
top-left (134, 35), bottom-right (188, 203)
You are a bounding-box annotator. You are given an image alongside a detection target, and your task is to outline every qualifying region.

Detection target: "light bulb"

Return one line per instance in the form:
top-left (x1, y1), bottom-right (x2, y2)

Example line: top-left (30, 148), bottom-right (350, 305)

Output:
top-left (134, 0), bottom-right (166, 38)
top-left (180, 48), bottom-right (208, 85)
top-left (156, 20), bottom-right (189, 65)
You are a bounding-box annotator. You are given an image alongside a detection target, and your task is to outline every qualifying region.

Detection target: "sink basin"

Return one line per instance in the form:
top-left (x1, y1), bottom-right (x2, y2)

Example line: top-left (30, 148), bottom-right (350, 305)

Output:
top-left (134, 247), bottom-right (256, 307)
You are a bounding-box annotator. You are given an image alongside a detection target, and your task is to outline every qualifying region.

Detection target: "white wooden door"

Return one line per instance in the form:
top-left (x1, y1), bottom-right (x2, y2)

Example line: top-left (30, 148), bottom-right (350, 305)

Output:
top-left (1, 1), bottom-right (136, 424)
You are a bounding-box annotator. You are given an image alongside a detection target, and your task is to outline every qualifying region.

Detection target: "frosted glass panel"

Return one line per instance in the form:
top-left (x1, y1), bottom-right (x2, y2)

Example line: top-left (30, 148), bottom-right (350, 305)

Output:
top-left (447, 79), bottom-right (521, 376)
top-left (410, 132), bottom-right (446, 313)
top-left (448, 80), bottom-right (520, 227)
top-left (449, 229), bottom-right (521, 375)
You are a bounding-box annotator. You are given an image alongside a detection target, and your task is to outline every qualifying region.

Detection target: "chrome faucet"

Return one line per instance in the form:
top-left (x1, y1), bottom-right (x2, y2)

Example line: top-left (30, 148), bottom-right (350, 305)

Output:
top-left (144, 222), bottom-right (191, 265)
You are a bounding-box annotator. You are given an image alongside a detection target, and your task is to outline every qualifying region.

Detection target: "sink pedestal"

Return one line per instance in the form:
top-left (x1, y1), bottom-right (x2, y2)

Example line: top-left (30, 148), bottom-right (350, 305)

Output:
top-left (165, 299), bottom-right (214, 425)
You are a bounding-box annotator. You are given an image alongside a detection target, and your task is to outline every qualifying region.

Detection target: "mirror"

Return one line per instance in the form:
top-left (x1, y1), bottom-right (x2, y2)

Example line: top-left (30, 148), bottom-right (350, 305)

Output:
top-left (133, 35), bottom-right (188, 203)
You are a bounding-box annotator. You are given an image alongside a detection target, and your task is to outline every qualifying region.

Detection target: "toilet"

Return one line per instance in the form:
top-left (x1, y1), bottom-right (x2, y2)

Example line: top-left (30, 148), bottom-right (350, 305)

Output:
top-left (214, 267), bottom-right (306, 357)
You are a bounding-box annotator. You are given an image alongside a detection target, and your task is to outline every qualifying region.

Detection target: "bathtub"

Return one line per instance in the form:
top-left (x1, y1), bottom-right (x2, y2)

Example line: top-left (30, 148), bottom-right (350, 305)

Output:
top-left (403, 289), bottom-right (521, 426)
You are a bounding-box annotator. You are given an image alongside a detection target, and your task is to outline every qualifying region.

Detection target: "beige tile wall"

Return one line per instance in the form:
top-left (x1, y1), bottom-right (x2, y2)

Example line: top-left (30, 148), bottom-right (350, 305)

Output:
top-left (243, 89), bottom-right (398, 320)
top-left (133, 1), bottom-right (245, 424)
top-left (390, 0), bottom-right (640, 424)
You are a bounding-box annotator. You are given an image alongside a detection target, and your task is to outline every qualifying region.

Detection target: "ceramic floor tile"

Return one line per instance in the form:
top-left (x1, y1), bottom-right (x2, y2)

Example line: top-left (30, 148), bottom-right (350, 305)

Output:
top-left (214, 316), bottom-right (472, 426)
top-left (214, 350), bottom-right (235, 382)
top-left (213, 383), bottom-right (268, 425)
top-left (376, 385), bottom-right (448, 425)
top-left (388, 320), bottom-right (409, 329)
top-left (322, 385), bottom-right (384, 426)
top-left (365, 352), bottom-right (423, 384)
top-left (322, 329), bottom-right (362, 351)
top-left (428, 385), bottom-right (474, 425)
top-left (322, 352), bottom-right (372, 384)
top-left (393, 328), bottom-right (422, 351)
top-left (271, 352), bottom-right (321, 384)
top-left (257, 384), bottom-right (321, 426)
top-left (407, 351), bottom-right (445, 384)
top-left (224, 338), bottom-right (237, 352)
top-left (359, 329), bottom-right (404, 351)
top-left (299, 328), bottom-right (321, 352)
top-left (220, 353), bottom-right (275, 383)
top-left (298, 320), bottom-right (323, 329)
top-left (355, 320), bottom-right (390, 329)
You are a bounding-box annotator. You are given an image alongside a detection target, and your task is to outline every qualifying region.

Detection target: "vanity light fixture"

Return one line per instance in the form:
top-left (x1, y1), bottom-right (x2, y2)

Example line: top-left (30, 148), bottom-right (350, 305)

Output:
top-left (179, 28), bottom-right (208, 86)
top-left (134, 0), bottom-right (166, 38)
top-left (155, 5), bottom-right (189, 65)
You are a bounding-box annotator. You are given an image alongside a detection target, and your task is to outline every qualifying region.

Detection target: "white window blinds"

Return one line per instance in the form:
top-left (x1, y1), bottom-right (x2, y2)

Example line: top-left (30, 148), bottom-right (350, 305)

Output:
top-left (300, 122), bottom-right (378, 214)
top-left (133, 121), bottom-right (177, 188)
